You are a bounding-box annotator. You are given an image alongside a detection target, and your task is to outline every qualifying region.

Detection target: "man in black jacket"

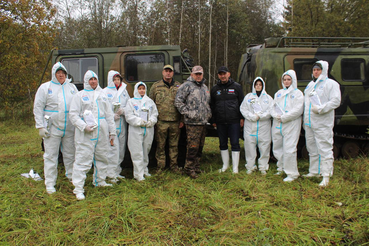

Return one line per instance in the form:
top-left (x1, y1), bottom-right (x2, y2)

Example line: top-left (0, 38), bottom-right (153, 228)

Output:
top-left (210, 66), bottom-right (244, 173)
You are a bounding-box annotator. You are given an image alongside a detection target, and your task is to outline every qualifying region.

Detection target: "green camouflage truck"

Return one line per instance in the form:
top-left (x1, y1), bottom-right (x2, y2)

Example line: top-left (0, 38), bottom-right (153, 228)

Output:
top-left (40, 45), bottom-right (193, 167)
top-left (237, 37), bottom-right (369, 159)
top-left (41, 45), bottom-right (193, 96)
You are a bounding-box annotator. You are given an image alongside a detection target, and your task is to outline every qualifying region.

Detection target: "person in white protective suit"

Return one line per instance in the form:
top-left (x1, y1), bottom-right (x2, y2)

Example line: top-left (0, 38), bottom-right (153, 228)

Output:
top-left (103, 71), bottom-right (130, 183)
top-left (125, 82), bottom-right (158, 181)
top-left (303, 60), bottom-right (341, 187)
top-left (240, 77), bottom-right (273, 175)
top-left (33, 62), bottom-right (78, 194)
top-left (69, 70), bottom-right (117, 200)
top-left (271, 70), bottom-right (304, 182)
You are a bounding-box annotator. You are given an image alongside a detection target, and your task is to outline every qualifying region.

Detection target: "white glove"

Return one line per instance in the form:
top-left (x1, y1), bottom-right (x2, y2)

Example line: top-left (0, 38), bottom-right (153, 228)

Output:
top-left (116, 108), bottom-right (124, 116)
top-left (254, 114), bottom-right (260, 121)
top-left (38, 128), bottom-right (49, 138)
top-left (84, 125), bottom-right (94, 132)
top-left (276, 115), bottom-right (282, 122)
top-left (145, 120), bottom-right (154, 128)
top-left (114, 113), bottom-right (120, 121)
top-left (312, 105), bottom-right (319, 114)
top-left (139, 119), bottom-right (147, 127)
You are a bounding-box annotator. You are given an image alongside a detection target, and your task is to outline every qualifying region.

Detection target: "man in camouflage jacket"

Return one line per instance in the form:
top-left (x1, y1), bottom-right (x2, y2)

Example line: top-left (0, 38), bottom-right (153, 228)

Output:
top-left (149, 65), bottom-right (183, 174)
top-left (174, 65), bottom-right (211, 179)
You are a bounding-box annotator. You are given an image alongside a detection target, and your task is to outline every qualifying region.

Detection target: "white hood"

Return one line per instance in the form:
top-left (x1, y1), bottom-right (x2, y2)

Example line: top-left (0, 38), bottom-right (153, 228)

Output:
top-left (83, 70), bottom-right (100, 90)
top-left (51, 62), bottom-right (68, 84)
top-left (252, 77), bottom-right (267, 95)
top-left (107, 70), bottom-right (122, 88)
top-left (281, 69), bottom-right (298, 90)
top-left (133, 81), bottom-right (150, 106)
top-left (312, 60), bottom-right (329, 82)
top-left (107, 70), bottom-right (127, 98)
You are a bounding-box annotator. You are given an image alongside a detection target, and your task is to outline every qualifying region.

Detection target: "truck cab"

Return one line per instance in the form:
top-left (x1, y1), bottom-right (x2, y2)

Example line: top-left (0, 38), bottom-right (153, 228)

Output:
top-left (42, 45), bottom-right (193, 96)
top-left (238, 37), bottom-right (369, 158)
top-left (40, 45), bottom-right (193, 167)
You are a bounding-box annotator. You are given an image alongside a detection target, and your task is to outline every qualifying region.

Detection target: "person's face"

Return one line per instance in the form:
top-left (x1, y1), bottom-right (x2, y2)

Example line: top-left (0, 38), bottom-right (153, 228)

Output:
top-left (313, 68), bottom-right (322, 79)
top-left (191, 72), bottom-right (203, 82)
top-left (113, 76), bottom-right (121, 86)
top-left (56, 70), bottom-right (66, 84)
top-left (218, 72), bottom-right (230, 84)
top-left (254, 80), bottom-right (263, 92)
top-left (89, 77), bottom-right (98, 90)
top-left (283, 75), bottom-right (292, 88)
top-left (138, 85), bottom-right (146, 96)
top-left (162, 68), bottom-right (174, 82)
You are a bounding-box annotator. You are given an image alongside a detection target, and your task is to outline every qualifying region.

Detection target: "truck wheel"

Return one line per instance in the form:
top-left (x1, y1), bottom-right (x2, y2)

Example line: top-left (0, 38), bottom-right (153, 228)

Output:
top-left (301, 145), bottom-right (309, 159)
top-left (362, 143), bottom-right (369, 157)
top-left (333, 144), bottom-right (340, 159)
top-left (341, 141), bottom-right (360, 159)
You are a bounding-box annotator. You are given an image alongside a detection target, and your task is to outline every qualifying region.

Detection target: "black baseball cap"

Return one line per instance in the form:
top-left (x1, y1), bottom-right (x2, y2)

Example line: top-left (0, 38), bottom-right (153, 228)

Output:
top-left (218, 66), bottom-right (229, 74)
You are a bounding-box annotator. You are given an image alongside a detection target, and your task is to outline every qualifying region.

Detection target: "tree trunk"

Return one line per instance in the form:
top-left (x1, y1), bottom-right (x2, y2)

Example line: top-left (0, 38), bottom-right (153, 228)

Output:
top-left (208, 0), bottom-right (212, 87)
top-left (225, 0), bottom-right (229, 67)
top-left (198, 0), bottom-right (201, 63)
top-left (213, 38), bottom-right (217, 87)
top-left (166, 0), bottom-right (170, 45)
top-left (179, 0), bottom-right (184, 47)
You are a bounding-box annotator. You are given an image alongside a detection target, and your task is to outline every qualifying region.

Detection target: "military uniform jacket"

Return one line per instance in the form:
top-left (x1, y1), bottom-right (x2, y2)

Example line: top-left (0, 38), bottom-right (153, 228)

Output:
top-left (149, 79), bottom-right (181, 122)
top-left (210, 79), bottom-right (244, 124)
top-left (174, 77), bottom-right (211, 125)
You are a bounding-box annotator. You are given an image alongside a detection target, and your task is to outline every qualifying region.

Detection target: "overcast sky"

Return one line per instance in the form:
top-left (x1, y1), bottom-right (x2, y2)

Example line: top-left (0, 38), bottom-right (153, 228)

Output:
top-left (272, 0), bottom-right (286, 23)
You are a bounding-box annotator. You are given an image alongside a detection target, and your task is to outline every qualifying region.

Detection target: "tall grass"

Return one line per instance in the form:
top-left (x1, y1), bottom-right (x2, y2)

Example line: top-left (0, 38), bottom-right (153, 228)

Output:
top-left (0, 119), bottom-right (368, 245)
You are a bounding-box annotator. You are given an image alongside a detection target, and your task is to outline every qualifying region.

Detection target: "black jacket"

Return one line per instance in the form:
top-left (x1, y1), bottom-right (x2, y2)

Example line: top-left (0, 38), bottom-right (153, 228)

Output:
top-left (210, 78), bottom-right (244, 124)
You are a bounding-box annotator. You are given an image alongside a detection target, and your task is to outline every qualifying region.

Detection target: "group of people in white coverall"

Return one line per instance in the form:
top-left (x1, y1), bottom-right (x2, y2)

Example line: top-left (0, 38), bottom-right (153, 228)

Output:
top-left (34, 63), bottom-right (157, 200)
top-left (240, 60), bottom-right (340, 187)
top-left (34, 60), bottom-right (340, 200)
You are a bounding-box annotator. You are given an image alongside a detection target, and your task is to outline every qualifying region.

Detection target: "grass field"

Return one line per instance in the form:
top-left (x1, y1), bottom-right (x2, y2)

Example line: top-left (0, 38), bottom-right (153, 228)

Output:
top-left (0, 119), bottom-right (368, 245)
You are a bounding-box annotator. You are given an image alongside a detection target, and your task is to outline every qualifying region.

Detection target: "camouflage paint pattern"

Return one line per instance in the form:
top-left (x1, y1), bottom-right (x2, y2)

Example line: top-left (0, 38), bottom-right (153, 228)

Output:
top-left (50, 45), bottom-right (192, 97)
top-left (237, 37), bottom-right (369, 137)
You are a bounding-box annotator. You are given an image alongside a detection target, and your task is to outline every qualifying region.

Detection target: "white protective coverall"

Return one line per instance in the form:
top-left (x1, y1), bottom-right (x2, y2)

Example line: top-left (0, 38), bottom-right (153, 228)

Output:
top-left (125, 82), bottom-right (158, 181)
top-left (103, 71), bottom-right (130, 179)
top-left (33, 62), bottom-right (77, 191)
top-left (271, 70), bottom-right (304, 179)
top-left (69, 70), bottom-right (116, 195)
top-left (240, 77), bottom-right (273, 172)
top-left (303, 61), bottom-right (341, 177)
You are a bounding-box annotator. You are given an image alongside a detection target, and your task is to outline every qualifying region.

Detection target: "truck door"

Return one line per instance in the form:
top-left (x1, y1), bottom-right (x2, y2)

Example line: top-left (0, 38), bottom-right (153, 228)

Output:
top-left (331, 55), bottom-right (369, 126)
top-left (238, 53), bottom-right (254, 95)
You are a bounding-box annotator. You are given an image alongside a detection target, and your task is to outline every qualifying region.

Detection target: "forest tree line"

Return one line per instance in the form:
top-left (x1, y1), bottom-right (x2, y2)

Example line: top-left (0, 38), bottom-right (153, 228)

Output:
top-left (1, 0), bottom-right (369, 118)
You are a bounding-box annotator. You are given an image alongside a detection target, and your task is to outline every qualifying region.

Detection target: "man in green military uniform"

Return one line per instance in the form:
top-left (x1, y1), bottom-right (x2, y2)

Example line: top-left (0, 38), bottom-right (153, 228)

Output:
top-left (149, 65), bottom-right (183, 174)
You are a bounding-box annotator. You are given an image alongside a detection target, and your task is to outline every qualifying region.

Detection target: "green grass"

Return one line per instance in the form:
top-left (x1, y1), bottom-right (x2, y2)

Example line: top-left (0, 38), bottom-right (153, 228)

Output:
top-left (1, 119), bottom-right (368, 245)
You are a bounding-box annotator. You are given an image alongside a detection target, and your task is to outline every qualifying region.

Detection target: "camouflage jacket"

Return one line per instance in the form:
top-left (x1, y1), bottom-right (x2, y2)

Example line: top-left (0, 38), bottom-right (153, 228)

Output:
top-left (174, 76), bottom-right (211, 125)
top-left (149, 79), bottom-right (181, 122)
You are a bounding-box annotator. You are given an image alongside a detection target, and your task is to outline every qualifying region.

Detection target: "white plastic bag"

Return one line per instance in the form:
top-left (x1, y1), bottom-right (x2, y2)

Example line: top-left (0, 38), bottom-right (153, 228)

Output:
top-left (250, 98), bottom-right (263, 114)
top-left (83, 110), bottom-right (97, 128)
top-left (309, 89), bottom-right (321, 106)
top-left (274, 103), bottom-right (284, 116)
top-left (21, 169), bottom-right (43, 181)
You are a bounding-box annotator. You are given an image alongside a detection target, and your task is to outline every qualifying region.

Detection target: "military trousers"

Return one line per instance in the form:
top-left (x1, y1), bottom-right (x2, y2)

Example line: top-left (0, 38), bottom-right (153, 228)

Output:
top-left (184, 124), bottom-right (207, 173)
top-left (155, 120), bottom-right (181, 169)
